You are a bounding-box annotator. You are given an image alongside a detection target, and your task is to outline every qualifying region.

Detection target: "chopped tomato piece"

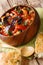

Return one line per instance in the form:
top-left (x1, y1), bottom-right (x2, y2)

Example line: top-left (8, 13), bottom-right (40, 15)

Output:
top-left (15, 25), bottom-right (27, 30)
top-left (22, 9), bottom-right (27, 16)
top-left (1, 31), bottom-right (8, 36)
top-left (12, 28), bottom-right (18, 33)
top-left (27, 16), bottom-right (31, 19)
top-left (11, 10), bottom-right (18, 16)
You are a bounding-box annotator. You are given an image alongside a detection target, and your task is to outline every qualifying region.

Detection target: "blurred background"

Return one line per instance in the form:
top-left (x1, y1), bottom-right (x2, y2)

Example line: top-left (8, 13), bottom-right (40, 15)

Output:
top-left (0, 0), bottom-right (43, 17)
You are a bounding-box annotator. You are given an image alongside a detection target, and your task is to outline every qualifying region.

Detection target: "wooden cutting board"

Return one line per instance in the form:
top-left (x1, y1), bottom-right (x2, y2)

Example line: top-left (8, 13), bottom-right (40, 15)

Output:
top-left (0, 0), bottom-right (43, 65)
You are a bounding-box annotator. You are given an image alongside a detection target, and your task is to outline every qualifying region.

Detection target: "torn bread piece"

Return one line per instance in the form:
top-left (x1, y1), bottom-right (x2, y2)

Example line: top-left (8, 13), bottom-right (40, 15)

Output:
top-left (0, 47), bottom-right (21, 65)
top-left (0, 39), bottom-right (21, 65)
top-left (35, 32), bottom-right (43, 58)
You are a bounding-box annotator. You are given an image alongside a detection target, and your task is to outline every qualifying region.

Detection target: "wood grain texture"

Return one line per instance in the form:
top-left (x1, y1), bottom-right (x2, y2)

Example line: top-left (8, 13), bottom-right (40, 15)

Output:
top-left (0, 0), bottom-right (28, 17)
top-left (21, 57), bottom-right (42, 65)
top-left (27, 0), bottom-right (41, 7)
top-left (0, 0), bottom-right (10, 10)
top-left (7, 0), bottom-right (28, 7)
top-left (0, 0), bottom-right (43, 17)
top-left (38, 59), bottom-right (43, 65)
top-left (0, 4), bottom-right (5, 17)
top-left (0, 0), bottom-right (10, 17)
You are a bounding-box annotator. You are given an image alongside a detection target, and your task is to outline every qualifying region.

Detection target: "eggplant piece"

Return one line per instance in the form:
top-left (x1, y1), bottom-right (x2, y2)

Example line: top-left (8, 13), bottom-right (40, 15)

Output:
top-left (0, 18), bottom-right (1, 22)
top-left (17, 17), bottom-right (22, 24)
top-left (3, 16), bottom-right (9, 25)
top-left (9, 17), bottom-right (18, 31)
top-left (3, 25), bottom-right (11, 35)
top-left (9, 16), bottom-right (22, 31)
top-left (3, 16), bottom-right (12, 26)
top-left (0, 19), bottom-right (3, 32)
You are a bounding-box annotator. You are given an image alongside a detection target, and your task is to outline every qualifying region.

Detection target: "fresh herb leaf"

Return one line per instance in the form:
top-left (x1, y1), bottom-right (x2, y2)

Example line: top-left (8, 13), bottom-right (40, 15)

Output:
top-left (26, 7), bottom-right (31, 14)
top-left (14, 6), bottom-right (19, 11)
top-left (18, 9), bottom-right (23, 14)
top-left (14, 6), bottom-right (23, 14)
top-left (24, 21), bottom-right (28, 26)
top-left (8, 30), bottom-right (13, 36)
top-left (26, 7), bottom-right (31, 11)
top-left (24, 20), bottom-right (29, 26)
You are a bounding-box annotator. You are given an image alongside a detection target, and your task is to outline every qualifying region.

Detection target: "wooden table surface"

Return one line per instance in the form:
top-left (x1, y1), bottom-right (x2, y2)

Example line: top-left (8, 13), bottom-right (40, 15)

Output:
top-left (0, 0), bottom-right (43, 65)
top-left (0, 0), bottom-right (43, 17)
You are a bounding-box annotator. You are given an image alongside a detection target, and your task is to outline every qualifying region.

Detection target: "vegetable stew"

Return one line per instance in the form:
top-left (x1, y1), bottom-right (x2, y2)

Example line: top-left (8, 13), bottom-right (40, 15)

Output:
top-left (0, 6), bottom-right (35, 36)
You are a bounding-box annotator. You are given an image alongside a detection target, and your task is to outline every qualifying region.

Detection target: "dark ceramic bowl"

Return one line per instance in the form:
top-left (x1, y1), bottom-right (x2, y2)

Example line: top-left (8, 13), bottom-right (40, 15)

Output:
top-left (0, 5), bottom-right (40, 46)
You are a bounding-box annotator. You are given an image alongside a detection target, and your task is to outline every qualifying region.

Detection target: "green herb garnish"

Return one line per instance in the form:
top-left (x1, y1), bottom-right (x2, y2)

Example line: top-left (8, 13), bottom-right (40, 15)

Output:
top-left (14, 6), bottom-right (19, 11)
top-left (8, 31), bottom-right (13, 36)
top-left (18, 9), bottom-right (23, 14)
top-left (14, 6), bottom-right (23, 14)
top-left (24, 20), bottom-right (28, 26)
top-left (26, 7), bottom-right (31, 11)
